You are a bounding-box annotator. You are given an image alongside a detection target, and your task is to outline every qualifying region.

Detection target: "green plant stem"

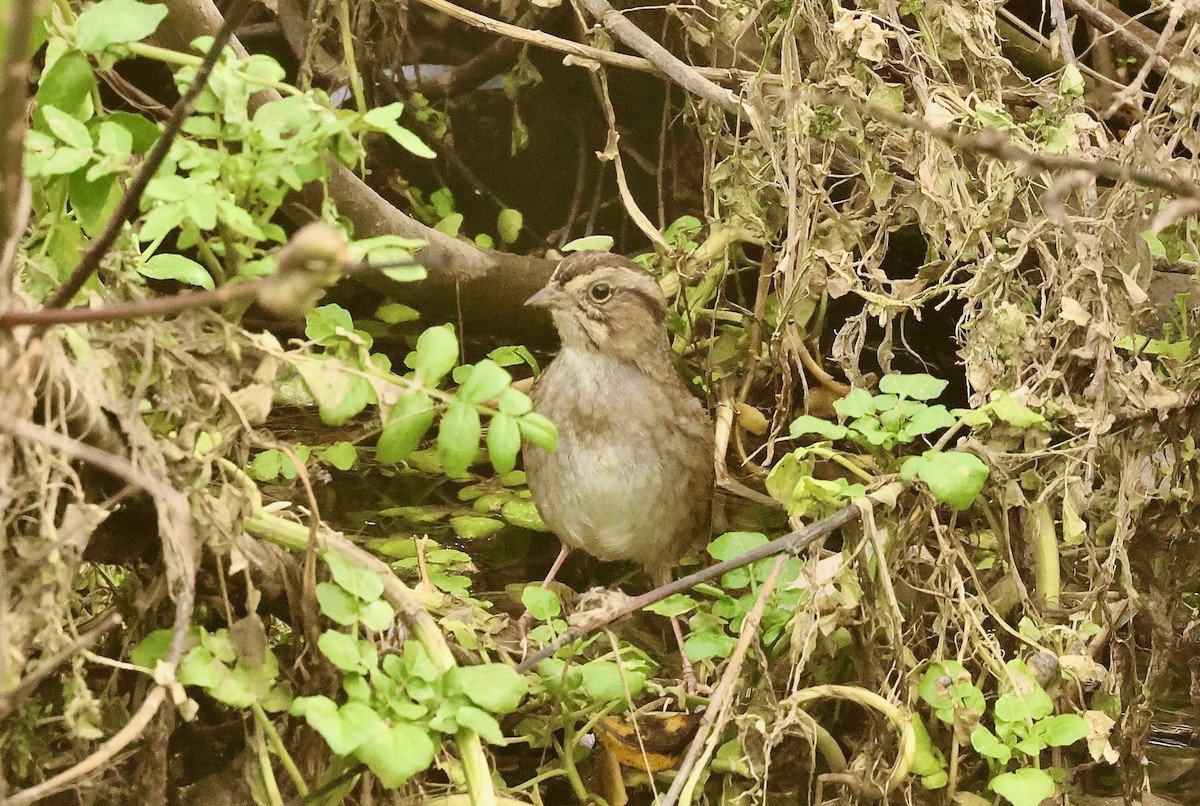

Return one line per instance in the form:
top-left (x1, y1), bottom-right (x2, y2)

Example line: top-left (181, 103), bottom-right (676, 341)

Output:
top-left (254, 718), bottom-right (285, 806)
top-left (556, 709), bottom-right (602, 805)
top-left (1031, 500), bottom-right (1061, 609)
top-left (337, 0), bottom-right (367, 114)
top-left (195, 236), bottom-right (226, 284)
top-left (126, 41), bottom-right (304, 97)
top-left (809, 446), bottom-right (877, 484)
top-left (511, 768), bottom-right (569, 791)
top-left (252, 702), bottom-right (309, 797)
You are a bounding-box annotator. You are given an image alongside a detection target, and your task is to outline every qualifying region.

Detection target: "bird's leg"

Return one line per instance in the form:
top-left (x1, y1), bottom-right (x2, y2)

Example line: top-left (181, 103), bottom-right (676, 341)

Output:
top-left (517, 543), bottom-right (571, 653)
top-left (542, 543), bottom-right (571, 587)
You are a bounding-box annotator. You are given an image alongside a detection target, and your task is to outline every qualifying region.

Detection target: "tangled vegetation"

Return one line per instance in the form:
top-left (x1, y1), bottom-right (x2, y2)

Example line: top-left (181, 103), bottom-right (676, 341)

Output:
top-left (2, 0), bottom-right (1199, 803)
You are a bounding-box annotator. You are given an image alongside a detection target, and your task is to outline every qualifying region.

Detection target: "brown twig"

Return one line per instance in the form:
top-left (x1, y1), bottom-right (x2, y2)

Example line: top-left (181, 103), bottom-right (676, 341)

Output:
top-left (0, 1), bottom-right (42, 286)
top-left (1061, 0), bottom-right (1177, 72)
top-left (0, 608), bottom-right (124, 721)
top-left (515, 502), bottom-right (863, 673)
top-left (43, 0), bottom-right (254, 310)
top-left (577, 0), bottom-right (742, 116)
top-left (415, 0), bottom-right (756, 87)
top-left (0, 257), bottom-right (421, 328)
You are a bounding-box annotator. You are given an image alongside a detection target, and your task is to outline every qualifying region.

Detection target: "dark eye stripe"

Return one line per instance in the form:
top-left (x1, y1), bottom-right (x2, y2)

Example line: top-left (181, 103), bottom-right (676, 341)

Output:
top-left (624, 288), bottom-right (667, 324)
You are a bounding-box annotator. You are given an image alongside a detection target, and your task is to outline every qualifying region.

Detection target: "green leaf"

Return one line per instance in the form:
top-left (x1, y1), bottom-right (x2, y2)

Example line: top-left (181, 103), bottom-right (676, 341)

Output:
top-left (909, 717), bottom-right (947, 780)
top-left (497, 388), bottom-right (533, 416)
top-left (1036, 713), bottom-right (1089, 747)
top-left (305, 304), bottom-right (355, 346)
top-left (521, 586), bottom-right (561, 621)
top-left (994, 692), bottom-right (1031, 723)
top-left (487, 413), bottom-right (521, 475)
top-left (437, 400), bottom-right (481, 478)
top-left (904, 404), bottom-right (956, 437)
top-left (376, 302), bottom-right (420, 324)
top-left (989, 768), bottom-right (1055, 806)
top-left (355, 723), bottom-right (437, 787)
top-left (879, 373), bottom-right (948, 401)
top-left (561, 235), bottom-right (614, 252)
top-left (42, 105), bottom-right (92, 149)
top-left (919, 661), bottom-right (984, 722)
top-left (1060, 64), bottom-right (1084, 100)
top-left (970, 725), bottom-right (1012, 763)
top-left (580, 660), bottom-right (644, 701)
top-left (318, 374), bottom-right (371, 425)
top-left (377, 392), bottom-right (435, 464)
top-left (324, 551), bottom-right (384, 602)
top-left (434, 213), bottom-right (463, 237)
top-left (501, 499), bottom-right (546, 530)
top-left (382, 264), bottom-right (427, 283)
top-left (788, 415), bottom-right (847, 440)
top-left (37, 53), bottom-right (97, 120)
top-left (291, 696), bottom-right (383, 756)
top-left (248, 449), bottom-right (283, 481)
top-left (358, 600), bottom-right (396, 632)
top-left (130, 628), bottom-right (181, 668)
top-left (458, 360), bottom-right (511, 403)
top-left (75, 0), bottom-right (169, 52)
top-left (517, 412), bottom-right (557, 452)
top-left (453, 665), bottom-right (528, 713)
top-left (430, 188), bottom-right (455, 218)
top-left (833, 387), bottom-right (875, 418)
top-left (901, 450), bottom-right (989, 510)
top-left (361, 103), bottom-right (436, 159)
top-left (455, 705), bottom-right (506, 744)
top-left (683, 629), bottom-right (735, 662)
top-left (645, 594), bottom-right (698, 618)
top-left (412, 325), bottom-right (458, 384)
top-left (315, 582), bottom-right (359, 625)
top-left (138, 254), bottom-right (215, 289)
top-left (317, 631), bottom-right (376, 674)
top-left (450, 515), bottom-right (505, 539)
top-left (322, 441), bottom-right (357, 470)
top-left (497, 208), bottom-right (523, 244)
top-left (707, 531), bottom-right (768, 562)
top-left (988, 391), bottom-right (1045, 427)
top-left (489, 344), bottom-right (539, 373)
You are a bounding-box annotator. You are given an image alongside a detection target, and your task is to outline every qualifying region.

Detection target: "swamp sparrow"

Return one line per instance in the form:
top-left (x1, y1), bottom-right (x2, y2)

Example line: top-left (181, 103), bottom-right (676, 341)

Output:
top-left (522, 252), bottom-right (714, 676)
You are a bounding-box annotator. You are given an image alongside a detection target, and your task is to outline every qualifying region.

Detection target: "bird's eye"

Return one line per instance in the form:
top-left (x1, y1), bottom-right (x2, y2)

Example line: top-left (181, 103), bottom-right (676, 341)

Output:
top-left (589, 283), bottom-right (612, 302)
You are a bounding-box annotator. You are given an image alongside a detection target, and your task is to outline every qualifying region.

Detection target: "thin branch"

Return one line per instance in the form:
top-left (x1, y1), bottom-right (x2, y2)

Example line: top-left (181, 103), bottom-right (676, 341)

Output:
top-left (1061, 0), bottom-right (1177, 72)
top-left (414, 0), bottom-right (757, 87)
top-left (515, 502), bottom-right (863, 673)
top-left (0, 257), bottom-right (422, 328)
top-left (43, 0), bottom-right (254, 309)
top-left (577, 0), bottom-right (743, 116)
top-left (0, 608), bottom-right (123, 721)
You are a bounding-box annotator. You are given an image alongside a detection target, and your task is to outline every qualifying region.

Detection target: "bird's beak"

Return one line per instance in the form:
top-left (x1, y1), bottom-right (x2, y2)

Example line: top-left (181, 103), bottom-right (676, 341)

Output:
top-left (525, 285), bottom-right (561, 308)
